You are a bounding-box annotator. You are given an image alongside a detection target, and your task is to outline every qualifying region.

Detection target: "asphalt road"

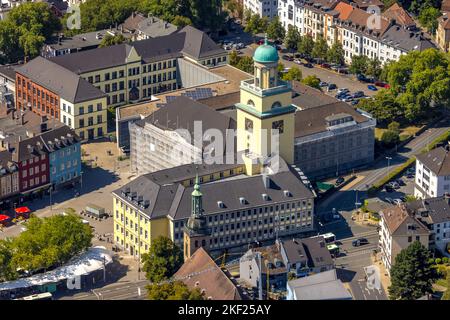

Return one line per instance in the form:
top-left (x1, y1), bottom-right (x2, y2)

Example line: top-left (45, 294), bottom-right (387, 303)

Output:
top-left (58, 280), bottom-right (148, 300)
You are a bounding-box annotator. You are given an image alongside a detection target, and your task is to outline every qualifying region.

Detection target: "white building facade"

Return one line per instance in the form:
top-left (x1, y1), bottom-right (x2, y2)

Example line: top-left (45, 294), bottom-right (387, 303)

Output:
top-left (244, 0), bottom-right (279, 18)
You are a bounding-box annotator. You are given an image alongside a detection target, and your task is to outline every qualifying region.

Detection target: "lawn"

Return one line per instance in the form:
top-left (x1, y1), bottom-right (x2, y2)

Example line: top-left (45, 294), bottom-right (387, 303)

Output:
top-left (375, 125), bottom-right (423, 142)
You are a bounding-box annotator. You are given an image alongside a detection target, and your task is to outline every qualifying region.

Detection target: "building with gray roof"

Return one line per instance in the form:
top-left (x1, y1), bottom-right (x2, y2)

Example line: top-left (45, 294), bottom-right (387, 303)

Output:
top-left (286, 269), bottom-right (352, 300)
top-left (293, 102), bottom-right (376, 179)
top-left (415, 146), bottom-right (450, 199)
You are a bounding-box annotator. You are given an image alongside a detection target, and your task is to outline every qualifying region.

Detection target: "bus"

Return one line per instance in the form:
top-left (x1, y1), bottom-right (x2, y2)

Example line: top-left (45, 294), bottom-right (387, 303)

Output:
top-left (327, 244), bottom-right (340, 257)
top-left (15, 292), bottom-right (53, 300)
top-left (322, 232), bottom-right (336, 244)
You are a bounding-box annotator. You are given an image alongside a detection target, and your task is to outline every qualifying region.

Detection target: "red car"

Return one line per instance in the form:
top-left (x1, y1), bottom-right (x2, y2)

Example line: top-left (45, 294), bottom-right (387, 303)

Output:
top-left (320, 63), bottom-right (331, 69)
top-left (375, 81), bottom-right (390, 89)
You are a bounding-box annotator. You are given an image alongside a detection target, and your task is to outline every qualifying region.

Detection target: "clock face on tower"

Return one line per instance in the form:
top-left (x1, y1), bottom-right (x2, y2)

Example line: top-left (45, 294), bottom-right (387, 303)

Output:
top-left (272, 120), bottom-right (284, 134)
top-left (245, 118), bottom-right (253, 131)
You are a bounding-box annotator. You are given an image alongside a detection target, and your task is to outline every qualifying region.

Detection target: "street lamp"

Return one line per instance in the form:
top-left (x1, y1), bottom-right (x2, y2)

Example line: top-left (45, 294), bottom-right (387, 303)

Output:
top-left (385, 156), bottom-right (392, 177)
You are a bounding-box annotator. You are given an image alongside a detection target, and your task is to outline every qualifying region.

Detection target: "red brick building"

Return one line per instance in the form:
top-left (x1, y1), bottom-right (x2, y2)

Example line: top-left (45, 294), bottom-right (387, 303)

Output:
top-left (15, 73), bottom-right (60, 121)
top-left (10, 136), bottom-right (50, 194)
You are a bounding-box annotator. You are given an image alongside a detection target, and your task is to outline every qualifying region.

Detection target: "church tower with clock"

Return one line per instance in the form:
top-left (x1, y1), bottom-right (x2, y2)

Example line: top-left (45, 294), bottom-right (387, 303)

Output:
top-left (183, 174), bottom-right (211, 261)
top-left (236, 37), bottom-right (296, 176)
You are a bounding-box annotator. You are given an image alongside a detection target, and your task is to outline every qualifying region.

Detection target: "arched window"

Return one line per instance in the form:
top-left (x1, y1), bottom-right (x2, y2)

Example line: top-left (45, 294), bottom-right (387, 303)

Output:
top-left (271, 101), bottom-right (282, 109)
top-left (247, 99), bottom-right (255, 107)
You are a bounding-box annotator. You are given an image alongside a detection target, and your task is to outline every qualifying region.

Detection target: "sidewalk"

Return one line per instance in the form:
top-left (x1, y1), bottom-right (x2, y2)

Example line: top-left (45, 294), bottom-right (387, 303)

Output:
top-left (371, 253), bottom-right (391, 297)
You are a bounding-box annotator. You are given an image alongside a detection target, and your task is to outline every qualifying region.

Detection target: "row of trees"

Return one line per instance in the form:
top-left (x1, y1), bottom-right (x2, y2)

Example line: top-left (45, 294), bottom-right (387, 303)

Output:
top-left (0, 2), bottom-right (61, 63)
top-left (70, 0), bottom-right (226, 35)
top-left (141, 236), bottom-right (204, 300)
top-left (0, 214), bottom-right (92, 282)
top-left (359, 48), bottom-right (450, 126)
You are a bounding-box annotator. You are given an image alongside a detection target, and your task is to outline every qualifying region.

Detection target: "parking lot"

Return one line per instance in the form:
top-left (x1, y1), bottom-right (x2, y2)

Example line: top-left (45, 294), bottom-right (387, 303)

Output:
top-left (375, 166), bottom-right (416, 207)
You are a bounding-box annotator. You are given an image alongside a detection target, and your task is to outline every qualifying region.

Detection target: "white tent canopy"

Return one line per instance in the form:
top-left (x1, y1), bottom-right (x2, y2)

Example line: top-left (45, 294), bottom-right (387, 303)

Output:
top-left (0, 246), bottom-right (113, 292)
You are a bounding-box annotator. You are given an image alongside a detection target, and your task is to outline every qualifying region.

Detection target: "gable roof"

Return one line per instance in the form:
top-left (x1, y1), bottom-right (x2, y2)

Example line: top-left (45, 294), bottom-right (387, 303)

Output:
top-left (416, 147), bottom-right (450, 176)
top-left (380, 25), bottom-right (435, 52)
top-left (174, 247), bottom-right (242, 300)
top-left (406, 196), bottom-right (450, 225)
top-left (382, 3), bottom-right (415, 27)
top-left (381, 205), bottom-right (430, 236)
top-left (49, 26), bottom-right (225, 74)
top-left (334, 1), bottom-right (354, 20)
top-left (16, 57), bottom-right (105, 103)
top-left (281, 237), bottom-right (333, 268)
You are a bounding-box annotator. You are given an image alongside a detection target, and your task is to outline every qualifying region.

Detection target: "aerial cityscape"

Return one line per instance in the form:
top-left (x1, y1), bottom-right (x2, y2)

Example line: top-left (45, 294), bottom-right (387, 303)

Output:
top-left (0, 0), bottom-right (450, 304)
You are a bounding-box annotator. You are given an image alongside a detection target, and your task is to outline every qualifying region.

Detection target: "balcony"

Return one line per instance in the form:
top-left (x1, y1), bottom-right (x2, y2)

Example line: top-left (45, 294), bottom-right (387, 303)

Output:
top-left (240, 78), bottom-right (291, 97)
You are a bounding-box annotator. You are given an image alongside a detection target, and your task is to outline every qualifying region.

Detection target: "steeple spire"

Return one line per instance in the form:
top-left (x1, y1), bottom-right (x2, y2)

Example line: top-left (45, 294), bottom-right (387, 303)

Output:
top-left (191, 168), bottom-right (202, 217)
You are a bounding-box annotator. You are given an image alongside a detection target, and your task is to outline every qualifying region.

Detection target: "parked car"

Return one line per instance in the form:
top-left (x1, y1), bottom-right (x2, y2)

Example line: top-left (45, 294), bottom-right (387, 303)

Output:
top-left (257, 39), bottom-right (264, 45)
top-left (320, 63), bottom-right (331, 69)
top-left (319, 81), bottom-right (328, 87)
top-left (337, 88), bottom-right (349, 94)
top-left (342, 96), bottom-right (353, 102)
top-left (368, 85), bottom-right (378, 91)
top-left (385, 197), bottom-right (394, 204)
top-left (294, 59), bottom-right (302, 65)
top-left (282, 54), bottom-right (294, 61)
top-left (393, 198), bottom-right (403, 205)
top-left (303, 62), bottom-right (314, 68)
top-left (351, 100), bottom-right (360, 106)
top-left (395, 179), bottom-right (405, 186)
top-left (385, 185), bottom-right (394, 193)
top-left (335, 176), bottom-right (345, 186)
top-left (352, 238), bottom-right (369, 247)
top-left (387, 181), bottom-right (400, 189)
top-left (352, 91), bottom-right (365, 98)
top-left (327, 83), bottom-right (337, 91)
top-left (375, 81), bottom-right (390, 88)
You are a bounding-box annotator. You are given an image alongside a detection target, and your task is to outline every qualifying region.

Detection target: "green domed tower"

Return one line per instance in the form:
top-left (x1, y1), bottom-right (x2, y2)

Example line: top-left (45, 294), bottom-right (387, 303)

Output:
top-left (235, 35), bottom-right (296, 176)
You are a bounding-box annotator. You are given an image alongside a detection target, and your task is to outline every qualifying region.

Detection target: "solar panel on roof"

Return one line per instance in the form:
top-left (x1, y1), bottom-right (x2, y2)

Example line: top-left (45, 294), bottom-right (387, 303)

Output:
top-left (165, 96), bottom-right (177, 102)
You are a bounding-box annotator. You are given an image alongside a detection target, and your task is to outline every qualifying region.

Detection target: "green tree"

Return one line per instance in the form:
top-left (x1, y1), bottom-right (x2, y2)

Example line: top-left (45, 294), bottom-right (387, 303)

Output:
top-left (284, 25), bottom-right (301, 53)
top-left (388, 241), bottom-right (439, 300)
top-left (0, 240), bottom-right (16, 282)
top-left (266, 16), bottom-right (285, 43)
top-left (419, 7), bottom-right (441, 34)
top-left (388, 121), bottom-right (400, 134)
top-left (442, 273), bottom-right (450, 300)
top-left (281, 66), bottom-right (302, 81)
top-left (381, 129), bottom-right (400, 147)
top-left (236, 56), bottom-right (254, 74)
top-left (171, 15), bottom-right (193, 27)
top-left (301, 75), bottom-right (321, 89)
top-left (0, 2), bottom-right (61, 62)
top-left (358, 90), bottom-right (403, 125)
top-left (141, 236), bottom-right (183, 282)
top-left (11, 214), bottom-right (93, 271)
top-left (349, 55), bottom-right (369, 75)
top-left (147, 281), bottom-right (204, 300)
top-left (244, 13), bottom-right (267, 37)
top-left (99, 34), bottom-right (128, 48)
top-left (311, 36), bottom-right (328, 61)
top-left (297, 35), bottom-right (314, 57)
top-left (327, 42), bottom-right (345, 65)
top-left (366, 58), bottom-right (383, 79)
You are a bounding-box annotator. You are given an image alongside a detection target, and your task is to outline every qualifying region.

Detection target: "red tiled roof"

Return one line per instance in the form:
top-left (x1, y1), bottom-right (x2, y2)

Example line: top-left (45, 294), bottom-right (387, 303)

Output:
top-left (382, 3), bottom-right (415, 27)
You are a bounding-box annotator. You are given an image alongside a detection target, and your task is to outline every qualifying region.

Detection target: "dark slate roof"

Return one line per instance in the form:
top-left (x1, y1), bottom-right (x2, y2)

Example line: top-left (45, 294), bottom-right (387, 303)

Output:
top-left (291, 81), bottom-right (338, 109)
top-left (406, 196), bottom-right (450, 225)
top-left (113, 167), bottom-right (314, 220)
top-left (0, 64), bottom-right (17, 81)
top-left (294, 102), bottom-right (370, 138)
top-left (281, 237), bottom-right (333, 268)
top-left (168, 171), bottom-right (314, 220)
top-left (0, 150), bottom-right (17, 175)
top-left (199, 92), bottom-right (240, 111)
top-left (16, 57), bottom-right (106, 103)
top-left (39, 126), bottom-right (80, 152)
top-left (11, 135), bottom-right (49, 163)
top-left (380, 25), bottom-right (435, 52)
top-left (49, 26), bottom-right (225, 74)
top-left (416, 147), bottom-right (450, 176)
top-left (135, 95), bottom-right (236, 144)
top-left (179, 25), bottom-right (225, 59)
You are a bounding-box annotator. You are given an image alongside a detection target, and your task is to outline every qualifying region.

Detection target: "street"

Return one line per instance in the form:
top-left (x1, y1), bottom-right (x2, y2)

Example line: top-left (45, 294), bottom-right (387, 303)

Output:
top-left (58, 280), bottom-right (148, 300)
